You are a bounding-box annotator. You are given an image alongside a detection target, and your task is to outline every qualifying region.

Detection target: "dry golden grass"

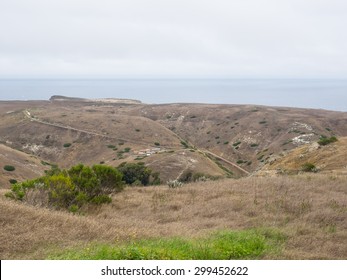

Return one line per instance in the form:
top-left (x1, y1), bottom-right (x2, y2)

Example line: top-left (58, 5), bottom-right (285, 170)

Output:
top-left (264, 137), bottom-right (347, 175)
top-left (1, 174), bottom-right (346, 259)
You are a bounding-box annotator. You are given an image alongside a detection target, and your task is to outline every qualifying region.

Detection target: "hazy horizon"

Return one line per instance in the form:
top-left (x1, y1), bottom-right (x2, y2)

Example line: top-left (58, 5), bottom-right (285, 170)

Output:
top-left (1, 78), bottom-right (347, 112)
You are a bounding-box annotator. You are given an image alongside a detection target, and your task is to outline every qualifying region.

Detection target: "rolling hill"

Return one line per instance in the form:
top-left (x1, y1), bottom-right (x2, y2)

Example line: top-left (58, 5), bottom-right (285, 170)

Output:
top-left (0, 96), bottom-right (347, 188)
top-left (1, 96), bottom-right (347, 260)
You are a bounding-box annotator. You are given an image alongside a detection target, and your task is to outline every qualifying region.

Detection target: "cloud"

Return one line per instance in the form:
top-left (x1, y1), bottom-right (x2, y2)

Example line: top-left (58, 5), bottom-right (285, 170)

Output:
top-left (0, 0), bottom-right (346, 78)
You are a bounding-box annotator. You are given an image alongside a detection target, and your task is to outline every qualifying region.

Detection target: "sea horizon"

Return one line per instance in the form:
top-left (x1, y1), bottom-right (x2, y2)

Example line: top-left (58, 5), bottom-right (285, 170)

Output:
top-left (1, 78), bottom-right (347, 112)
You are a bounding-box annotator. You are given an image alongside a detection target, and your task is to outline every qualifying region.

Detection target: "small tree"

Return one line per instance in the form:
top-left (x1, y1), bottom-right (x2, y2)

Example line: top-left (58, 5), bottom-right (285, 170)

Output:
top-left (118, 162), bottom-right (153, 186)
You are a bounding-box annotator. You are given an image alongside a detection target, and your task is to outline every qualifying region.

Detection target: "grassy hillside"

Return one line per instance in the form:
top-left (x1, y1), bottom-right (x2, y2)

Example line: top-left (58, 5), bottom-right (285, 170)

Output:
top-left (0, 144), bottom-right (48, 188)
top-left (261, 137), bottom-right (347, 175)
top-left (1, 174), bottom-right (346, 259)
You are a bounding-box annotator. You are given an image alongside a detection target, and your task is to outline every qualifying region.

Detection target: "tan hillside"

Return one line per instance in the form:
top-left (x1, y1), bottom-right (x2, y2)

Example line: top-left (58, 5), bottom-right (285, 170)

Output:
top-left (1, 98), bottom-right (347, 183)
top-left (260, 137), bottom-right (347, 175)
top-left (0, 144), bottom-right (48, 188)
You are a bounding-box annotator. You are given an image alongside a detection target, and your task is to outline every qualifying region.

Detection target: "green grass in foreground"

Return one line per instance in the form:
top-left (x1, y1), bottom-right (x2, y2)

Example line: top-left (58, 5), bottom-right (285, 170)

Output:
top-left (49, 229), bottom-right (285, 260)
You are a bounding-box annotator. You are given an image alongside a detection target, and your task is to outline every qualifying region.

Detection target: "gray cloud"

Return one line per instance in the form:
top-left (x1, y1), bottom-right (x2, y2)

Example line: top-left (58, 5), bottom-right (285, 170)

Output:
top-left (0, 0), bottom-right (346, 78)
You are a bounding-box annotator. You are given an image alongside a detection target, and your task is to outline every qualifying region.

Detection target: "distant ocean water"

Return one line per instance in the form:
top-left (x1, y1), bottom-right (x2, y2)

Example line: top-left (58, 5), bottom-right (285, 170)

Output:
top-left (0, 79), bottom-right (347, 112)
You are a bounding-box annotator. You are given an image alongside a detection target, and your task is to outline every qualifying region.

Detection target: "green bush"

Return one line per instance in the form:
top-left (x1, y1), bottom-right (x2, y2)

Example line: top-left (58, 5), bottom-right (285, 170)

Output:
top-left (118, 162), bottom-right (156, 186)
top-left (180, 141), bottom-right (189, 149)
top-left (63, 143), bottom-right (72, 148)
top-left (124, 147), bottom-right (131, 153)
top-left (4, 165), bottom-right (15, 172)
top-left (154, 142), bottom-right (160, 146)
top-left (318, 136), bottom-right (338, 146)
top-left (9, 179), bottom-right (18, 184)
top-left (6, 164), bottom-right (124, 212)
top-left (233, 141), bottom-right (241, 147)
top-left (302, 162), bottom-right (317, 173)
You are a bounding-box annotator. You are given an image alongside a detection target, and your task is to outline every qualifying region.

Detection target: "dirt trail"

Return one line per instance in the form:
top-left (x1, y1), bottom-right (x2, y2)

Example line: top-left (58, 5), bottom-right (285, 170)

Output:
top-left (23, 110), bottom-right (169, 148)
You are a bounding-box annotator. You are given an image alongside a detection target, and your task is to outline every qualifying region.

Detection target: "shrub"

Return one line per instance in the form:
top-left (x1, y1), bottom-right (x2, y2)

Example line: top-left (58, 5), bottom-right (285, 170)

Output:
top-left (180, 141), bottom-right (189, 149)
top-left (250, 143), bottom-right (259, 147)
top-left (233, 141), bottom-right (241, 147)
top-left (9, 179), bottom-right (18, 184)
top-left (302, 162), bottom-right (317, 173)
top-left (118, 162), bottom-right (154, 186)
top-left (4, 165), bottom-right (15, 172)
top-left (154, 142), bottom-right (160, 146)
top-left (63, 143), bottom-right (71, 148)
top-left (124, 147), bottom-right (131, 153)
top-left (6, 164), bottom-right (124, 212)
top-left (318, 136), bottom-right (338, 146)
top-left (224, 141), bottom-right (229, 145)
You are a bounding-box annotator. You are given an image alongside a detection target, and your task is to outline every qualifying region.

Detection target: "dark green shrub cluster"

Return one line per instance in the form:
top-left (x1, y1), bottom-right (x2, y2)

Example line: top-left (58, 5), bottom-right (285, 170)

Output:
top-left (233, 141), bottom-right (241, 147)
top-left (63, 143), bottom-right (72, 148)
top-left (118, 162), bottom-right (160, 186)
top-left (4, 165), bottom-right (15, 172)
top-left (6, 164), bottom-right (123, 212)
top-left (318, 136), bottom-right (338, 146)
top-left (9, 179), bottom-right (18, 184)
top-left (154, 142), bottom-right (160, 146)
top-left (178, 170), bottom-right (219, 183)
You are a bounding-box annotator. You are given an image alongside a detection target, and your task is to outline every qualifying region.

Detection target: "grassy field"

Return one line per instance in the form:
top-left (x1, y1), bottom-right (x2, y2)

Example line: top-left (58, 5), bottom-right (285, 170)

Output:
top-left (1, 174), bottom-right (346, 259)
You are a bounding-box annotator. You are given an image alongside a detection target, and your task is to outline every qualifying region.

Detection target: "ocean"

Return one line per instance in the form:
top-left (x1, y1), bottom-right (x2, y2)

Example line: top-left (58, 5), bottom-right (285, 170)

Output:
top-left (0, 79), bottom-right (346, 112)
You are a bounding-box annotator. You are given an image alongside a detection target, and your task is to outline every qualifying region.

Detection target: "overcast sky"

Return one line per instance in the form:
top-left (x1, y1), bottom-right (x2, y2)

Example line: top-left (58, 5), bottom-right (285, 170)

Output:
top-left (0, 0), bottom-right (347, 79)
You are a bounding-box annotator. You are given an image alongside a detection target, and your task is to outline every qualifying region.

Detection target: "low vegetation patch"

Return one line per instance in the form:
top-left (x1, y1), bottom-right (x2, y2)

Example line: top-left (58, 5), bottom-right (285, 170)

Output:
top-left (49, 229), bottom-right (285, 260)
top-left (63, 143), bottom-right (72, 148)
top-left (302, 162), bottom-right (317, 173)
top-left (9, 179), bottom-right (18, 184)
top-left (178, 171), bottom-right (218, 183)
top-left (318, 136), bottom-right (338, 146)
top-left (4, 165), bottom-right (16, 172)
top-left (180, 140), bottom-right (189, 149)
top-left (233, 141), bottom-right (241, 147)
